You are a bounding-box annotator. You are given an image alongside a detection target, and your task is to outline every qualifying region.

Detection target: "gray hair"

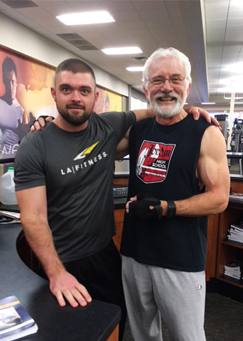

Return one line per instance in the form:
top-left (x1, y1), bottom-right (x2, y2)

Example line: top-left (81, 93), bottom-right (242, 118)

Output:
top-left (143, 47), bottom-right (192, 89)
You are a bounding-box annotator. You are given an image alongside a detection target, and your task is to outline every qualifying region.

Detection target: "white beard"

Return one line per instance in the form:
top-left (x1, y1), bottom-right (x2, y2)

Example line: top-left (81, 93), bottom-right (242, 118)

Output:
top-left (150, 92), bottom-right (186, 118)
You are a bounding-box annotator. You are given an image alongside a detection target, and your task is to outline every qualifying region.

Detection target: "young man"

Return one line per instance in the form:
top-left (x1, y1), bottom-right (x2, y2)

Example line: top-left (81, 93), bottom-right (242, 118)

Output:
top-left (120, 47), bottom-right (230, 341)
top-left (15, 58), bottom-right (141, 340)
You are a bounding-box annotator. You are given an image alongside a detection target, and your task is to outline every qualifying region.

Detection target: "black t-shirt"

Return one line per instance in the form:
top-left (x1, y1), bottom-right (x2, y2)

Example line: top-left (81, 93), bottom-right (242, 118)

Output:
top-left (121, 115), bottom-right (211, 272)
top-left (15, 111), bottom-right (135, 262)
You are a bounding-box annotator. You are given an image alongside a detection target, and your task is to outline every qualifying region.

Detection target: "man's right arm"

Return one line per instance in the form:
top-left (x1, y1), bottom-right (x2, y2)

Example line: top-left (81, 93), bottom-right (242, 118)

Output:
top-left (16, 186), bottom-right (91, 308)
top-left (31, 108), bottom-right (219, 160)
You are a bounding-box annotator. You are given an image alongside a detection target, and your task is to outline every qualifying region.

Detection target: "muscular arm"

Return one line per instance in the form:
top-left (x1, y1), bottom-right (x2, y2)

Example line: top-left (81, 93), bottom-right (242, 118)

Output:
top-left (126, 126), bottom-right (230, 217)
top-left (164, 126), bottom-right (230, 216)
top-left (16, 186), bottom-right (91, 308)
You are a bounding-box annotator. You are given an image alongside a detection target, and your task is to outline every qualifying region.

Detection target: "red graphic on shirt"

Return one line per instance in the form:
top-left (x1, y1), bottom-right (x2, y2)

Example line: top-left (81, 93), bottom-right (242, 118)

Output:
top-left (136, 141), bottom-right (175, 183)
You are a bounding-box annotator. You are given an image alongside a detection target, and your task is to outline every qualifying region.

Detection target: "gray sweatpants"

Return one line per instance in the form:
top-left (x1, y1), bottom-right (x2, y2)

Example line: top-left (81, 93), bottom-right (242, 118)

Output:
top-left (122, 256), bottom-right (206, 341)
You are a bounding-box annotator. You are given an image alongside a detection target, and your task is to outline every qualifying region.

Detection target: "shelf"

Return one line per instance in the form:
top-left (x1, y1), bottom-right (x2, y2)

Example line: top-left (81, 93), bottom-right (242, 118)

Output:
top-left (228, 201), bottom-right (243, 209)
top-left (0, 155), bottom-right (15, 164)
top-left (218, 274), bottom-right (243, 289)
top-left (216, 180), bottom-right (243, 293)
top-left (222, 239), bottom-right (243, 249)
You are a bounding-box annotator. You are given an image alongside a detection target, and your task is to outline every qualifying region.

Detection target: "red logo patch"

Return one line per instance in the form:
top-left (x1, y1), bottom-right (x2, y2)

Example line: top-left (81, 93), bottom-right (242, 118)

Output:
top-left (136, 141), bottom-right (175, 183)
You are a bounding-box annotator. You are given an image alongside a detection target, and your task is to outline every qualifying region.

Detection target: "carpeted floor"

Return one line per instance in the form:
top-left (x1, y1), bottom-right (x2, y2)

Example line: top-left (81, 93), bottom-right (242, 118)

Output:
top-left (123, 293), bottom-right (243, 340)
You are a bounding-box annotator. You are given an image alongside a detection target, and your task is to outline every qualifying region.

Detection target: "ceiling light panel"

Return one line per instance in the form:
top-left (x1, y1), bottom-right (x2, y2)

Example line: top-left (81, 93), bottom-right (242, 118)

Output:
top-left (126, 66), bottom-right (144, 72)
top-left (102, 47), bottom-right (142, 55)
top-left (56, 11), bottom-right (115, 26)
top-left (201, 102), bottom-right (215, 105)
top-left (230, 0), bottom-right (243, 9)
top-left (224, 62), bottom-right (243, 72)
top-left (218, 86), bottom-right (243, 93)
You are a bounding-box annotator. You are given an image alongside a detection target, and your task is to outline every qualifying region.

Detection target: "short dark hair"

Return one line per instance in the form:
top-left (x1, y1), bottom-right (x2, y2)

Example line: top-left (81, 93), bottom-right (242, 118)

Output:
top-left (54, 58), bottom-right (96, 85)
top-left (2, 57), bottom-right (17, 78)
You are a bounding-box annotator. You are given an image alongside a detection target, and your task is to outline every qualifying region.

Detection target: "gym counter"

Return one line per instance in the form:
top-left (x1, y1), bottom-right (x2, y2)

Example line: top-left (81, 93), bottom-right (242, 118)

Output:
top-left (0, 223), bottom-right (120, 341)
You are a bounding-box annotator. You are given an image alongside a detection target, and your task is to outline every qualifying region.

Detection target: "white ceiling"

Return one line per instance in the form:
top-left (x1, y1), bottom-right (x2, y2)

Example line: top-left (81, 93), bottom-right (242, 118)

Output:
top-left (0, 0), bottom-right (243, 107)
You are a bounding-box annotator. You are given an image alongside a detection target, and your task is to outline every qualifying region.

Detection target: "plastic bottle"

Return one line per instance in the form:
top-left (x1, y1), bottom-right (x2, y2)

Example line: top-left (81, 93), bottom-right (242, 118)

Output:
top-left (0, 167), bottom-right (18, 205)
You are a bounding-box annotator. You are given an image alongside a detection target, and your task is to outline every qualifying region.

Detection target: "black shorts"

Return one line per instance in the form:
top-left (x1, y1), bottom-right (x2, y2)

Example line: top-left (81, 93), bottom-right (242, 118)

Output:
top-left (38, 239), bottom-right (126, 340)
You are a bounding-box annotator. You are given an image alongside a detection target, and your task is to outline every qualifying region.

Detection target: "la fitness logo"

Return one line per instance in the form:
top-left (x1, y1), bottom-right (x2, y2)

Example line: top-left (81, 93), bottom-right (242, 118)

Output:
top-left (136, 141), bottom-right (176, 183)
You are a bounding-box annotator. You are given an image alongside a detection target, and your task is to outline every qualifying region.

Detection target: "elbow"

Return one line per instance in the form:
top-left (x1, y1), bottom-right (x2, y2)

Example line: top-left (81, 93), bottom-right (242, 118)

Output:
top-left (218, 201), bottom-right (228, 213)
top-left (214, 194), bottom-right (229, 214)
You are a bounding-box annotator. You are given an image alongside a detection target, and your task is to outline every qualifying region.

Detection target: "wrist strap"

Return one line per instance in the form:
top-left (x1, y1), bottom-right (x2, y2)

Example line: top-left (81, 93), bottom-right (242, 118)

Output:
top-left (154, 204), bottom-right (163, 220)
top-left (167, 201), bottom-right (176, 218)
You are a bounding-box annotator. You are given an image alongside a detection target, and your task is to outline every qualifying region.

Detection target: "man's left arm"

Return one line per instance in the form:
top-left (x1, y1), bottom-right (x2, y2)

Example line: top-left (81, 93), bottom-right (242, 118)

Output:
top-left (164, 126), bottom-right (230, 216)
top-left (126, 126), bottom-right (230, 219)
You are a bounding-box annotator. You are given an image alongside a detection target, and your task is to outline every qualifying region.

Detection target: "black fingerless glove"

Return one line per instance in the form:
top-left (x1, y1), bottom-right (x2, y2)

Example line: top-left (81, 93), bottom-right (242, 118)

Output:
top-left (29, 115), bottom-right (55, 130)
top-left (39, 115), bottom-right (55, 120)
top-left (128, 193), bottom-right (162, 221)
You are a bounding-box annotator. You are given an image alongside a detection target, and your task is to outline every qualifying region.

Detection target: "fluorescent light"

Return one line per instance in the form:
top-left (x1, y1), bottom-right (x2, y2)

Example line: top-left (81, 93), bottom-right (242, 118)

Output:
top-left (224, 62), bottom-right (243, 73)
top-left (201, 102), bottom-right (215, 105)
top-left (102, 47), bottom-right (142, 55)
top-left (231, 0), bottom-right (243, 8)
top-left (56, 11), bottom-right (115, 25)
top-left (218, 86), bottom-right (243, 93)
top-left (126, 66), bottom-right (144, 72)
top-left (219, 75), bottom-right (243, 84)
top-left (218, 76), bottom-right (243, 92)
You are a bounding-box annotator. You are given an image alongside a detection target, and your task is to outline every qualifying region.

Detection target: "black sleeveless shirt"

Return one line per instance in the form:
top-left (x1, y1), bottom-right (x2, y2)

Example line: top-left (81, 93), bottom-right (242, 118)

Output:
top-left (120, 114), bottom-right (212, 272)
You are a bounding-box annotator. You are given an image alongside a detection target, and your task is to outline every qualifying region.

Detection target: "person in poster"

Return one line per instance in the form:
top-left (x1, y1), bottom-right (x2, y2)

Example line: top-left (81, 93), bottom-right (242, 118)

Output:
top-left (0, 57), bottom-right (24, 154)
top-left (0, 52), bottom-right (56, 156)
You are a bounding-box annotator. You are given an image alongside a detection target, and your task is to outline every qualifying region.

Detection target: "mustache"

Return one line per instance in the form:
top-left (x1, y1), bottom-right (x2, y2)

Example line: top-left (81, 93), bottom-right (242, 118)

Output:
top-left (66, 103), bottom-right (85, 109)
top-left (154, 92), bottom-right (179, 100)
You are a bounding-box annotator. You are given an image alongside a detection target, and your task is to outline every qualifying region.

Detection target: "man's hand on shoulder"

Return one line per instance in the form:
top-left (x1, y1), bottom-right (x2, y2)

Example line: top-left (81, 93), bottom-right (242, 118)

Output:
top-left (185, 106), bottom-right (220, 128)
top-left (49, 269), bottom-right (92, 308)
top-left (30, 116), bottom-right (55, 132)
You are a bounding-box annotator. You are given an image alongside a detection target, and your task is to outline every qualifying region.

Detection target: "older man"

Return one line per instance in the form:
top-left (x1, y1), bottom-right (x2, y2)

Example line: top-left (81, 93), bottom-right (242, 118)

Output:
top-left (121, 47), bottom-right (230, 341)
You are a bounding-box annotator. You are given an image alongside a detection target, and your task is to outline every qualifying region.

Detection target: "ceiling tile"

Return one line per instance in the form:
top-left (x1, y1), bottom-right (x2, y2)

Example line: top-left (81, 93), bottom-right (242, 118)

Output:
top-left (0, 0), bottom-right (240, 106)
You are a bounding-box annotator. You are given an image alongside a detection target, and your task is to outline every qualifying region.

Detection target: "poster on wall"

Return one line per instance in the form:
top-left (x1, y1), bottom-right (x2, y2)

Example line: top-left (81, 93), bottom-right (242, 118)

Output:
top-left (93, 87), bottom-right (122, 114)
top-left (0, 46), bottom-right (123, 160)
top-left (0, 45), bottom-right (56, 157)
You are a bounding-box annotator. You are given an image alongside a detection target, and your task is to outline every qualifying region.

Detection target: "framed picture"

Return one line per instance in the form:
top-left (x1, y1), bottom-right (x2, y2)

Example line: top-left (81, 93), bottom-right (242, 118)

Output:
top-left (0, 45), bottom-right (56, 159)
top-left (0, 45), bottom-right (124, 162)
top-left (94, 86), bottom-right (122, 114)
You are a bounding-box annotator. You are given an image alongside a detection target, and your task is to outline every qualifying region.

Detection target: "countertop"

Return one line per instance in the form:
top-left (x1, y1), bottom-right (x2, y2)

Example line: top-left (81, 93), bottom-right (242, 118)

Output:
top-left (0, 224), bottom-right (120, 341)
top-left (230, 174), bottom-right (243, 181)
